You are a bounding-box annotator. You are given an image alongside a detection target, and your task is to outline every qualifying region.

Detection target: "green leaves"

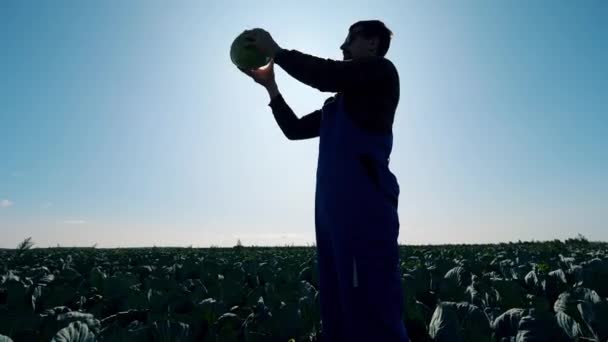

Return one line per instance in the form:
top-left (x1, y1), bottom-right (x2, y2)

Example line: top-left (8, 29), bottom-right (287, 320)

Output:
top-left (493, 308), bottom-right (525, 339)
top-left (491, 278), bottom-right (527, 309)
top-left (4, 278), bottom-right (28, 311)
top-left (89, 267), bottom-right (106, 290)
top-left (150, 320), bottom-right (192, 342)
top-left (555, 311), bottom-right (584, 339)
top-left (51, 321), bottom-right (97, 342)
top-left (1, 242), bottom-right (608, 341)
top-left (429, 302), bottom-right (463, 342)
top-left (429, 302), bottom-right (491, 342)
top-left (553, 288), bottom-right (608, 340)
top-left (213, 313), bottom-right (243, 342)
top-left (439, 267), bottom-right (470, 302)
top-left (515, 309), bottom-right (567, 342)
top-left (578, 299), bottom-right (608, 341)
top-left (580, 258), bottom-right (608, 297)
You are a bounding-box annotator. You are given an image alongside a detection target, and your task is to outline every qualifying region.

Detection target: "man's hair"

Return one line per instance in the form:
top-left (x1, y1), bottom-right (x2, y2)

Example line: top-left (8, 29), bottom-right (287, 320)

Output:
top-left (350, 20), bottom-right (393, 57)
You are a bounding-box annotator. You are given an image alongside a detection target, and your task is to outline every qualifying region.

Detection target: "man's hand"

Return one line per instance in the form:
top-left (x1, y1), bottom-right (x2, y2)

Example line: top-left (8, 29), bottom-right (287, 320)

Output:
top-left (239, 59), bottom-right (276, 89)
top-left (244, 28), bottom-right (283, 59)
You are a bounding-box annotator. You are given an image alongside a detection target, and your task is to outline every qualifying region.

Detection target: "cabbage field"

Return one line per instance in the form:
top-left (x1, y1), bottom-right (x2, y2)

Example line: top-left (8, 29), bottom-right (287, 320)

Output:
top-left (1, 238), bottom-right (607, 341)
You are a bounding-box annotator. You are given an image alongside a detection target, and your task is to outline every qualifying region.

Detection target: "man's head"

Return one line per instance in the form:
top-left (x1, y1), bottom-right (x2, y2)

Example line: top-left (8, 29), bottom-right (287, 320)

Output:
top-left (340, 20), bottom-right (393, 60)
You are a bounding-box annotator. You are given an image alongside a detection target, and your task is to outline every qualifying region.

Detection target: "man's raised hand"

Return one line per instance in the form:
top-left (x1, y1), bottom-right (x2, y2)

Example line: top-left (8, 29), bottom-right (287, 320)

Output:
top-left (243, 28), bottom-right (282, 59)
top-left (239, 59), bottom-right (276, 89)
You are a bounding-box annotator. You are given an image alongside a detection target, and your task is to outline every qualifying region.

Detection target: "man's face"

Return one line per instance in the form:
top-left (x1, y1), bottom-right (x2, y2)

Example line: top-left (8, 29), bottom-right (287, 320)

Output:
top-left (340, 27), bottom-right (379, 60)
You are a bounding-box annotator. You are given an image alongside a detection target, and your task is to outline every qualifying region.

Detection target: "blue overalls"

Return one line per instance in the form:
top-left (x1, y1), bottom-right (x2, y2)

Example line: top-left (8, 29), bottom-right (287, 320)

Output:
top-left (314, 94), bottom-right (409, 341)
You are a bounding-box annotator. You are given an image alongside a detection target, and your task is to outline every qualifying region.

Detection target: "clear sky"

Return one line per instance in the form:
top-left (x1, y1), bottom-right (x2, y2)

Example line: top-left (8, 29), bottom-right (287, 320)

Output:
top-left (1, 1), bottom-right (606, 248)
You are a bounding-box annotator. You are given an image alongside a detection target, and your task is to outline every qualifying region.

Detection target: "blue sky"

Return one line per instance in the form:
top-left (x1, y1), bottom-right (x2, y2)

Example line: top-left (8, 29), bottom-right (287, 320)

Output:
top-left (1, 0), bottom-right (606, 247)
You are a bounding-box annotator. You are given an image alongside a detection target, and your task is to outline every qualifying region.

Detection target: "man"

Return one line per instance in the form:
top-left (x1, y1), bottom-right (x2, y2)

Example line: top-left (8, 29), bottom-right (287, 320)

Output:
top-left (239, 20), bottom-right (409, 342)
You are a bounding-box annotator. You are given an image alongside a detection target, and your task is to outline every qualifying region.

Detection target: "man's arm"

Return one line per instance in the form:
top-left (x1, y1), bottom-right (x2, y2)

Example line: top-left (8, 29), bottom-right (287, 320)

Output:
top-left (273, 49), bottom-right (395, 93)
top-left (267, 86), bottom-right (322, 140)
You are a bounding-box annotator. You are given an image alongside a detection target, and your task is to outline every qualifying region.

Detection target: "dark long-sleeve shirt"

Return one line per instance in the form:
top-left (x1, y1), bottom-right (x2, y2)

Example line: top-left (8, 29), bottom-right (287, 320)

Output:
top-left (268, 49), bottom-right (400, 138)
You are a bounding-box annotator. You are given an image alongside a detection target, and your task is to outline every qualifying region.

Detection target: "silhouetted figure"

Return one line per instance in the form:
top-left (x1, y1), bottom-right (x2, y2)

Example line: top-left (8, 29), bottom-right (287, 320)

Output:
top-left (240, 20), bottom-right (408, 342)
